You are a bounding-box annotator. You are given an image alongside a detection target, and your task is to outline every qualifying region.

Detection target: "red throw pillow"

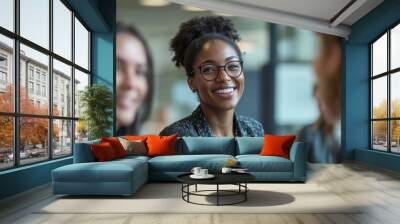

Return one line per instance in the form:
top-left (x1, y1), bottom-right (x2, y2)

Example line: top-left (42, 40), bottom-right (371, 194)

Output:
top-left (101, 137), bottom-right (126, 158)
top-left (146, 135), bottom-right (177, 157)
top-left (91, 142), bottom-right (118, 161)
top-left (259, 134), bottom-right (296, 159)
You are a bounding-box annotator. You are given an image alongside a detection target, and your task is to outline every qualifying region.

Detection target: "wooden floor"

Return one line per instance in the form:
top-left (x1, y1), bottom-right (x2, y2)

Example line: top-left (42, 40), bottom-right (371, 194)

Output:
top-left (1, 162), bottom-right (400, 224)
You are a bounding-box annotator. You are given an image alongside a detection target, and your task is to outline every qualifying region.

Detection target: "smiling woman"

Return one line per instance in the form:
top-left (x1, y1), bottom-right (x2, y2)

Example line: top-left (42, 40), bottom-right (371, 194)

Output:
top-left (160, 16), bottom-right (264, 137)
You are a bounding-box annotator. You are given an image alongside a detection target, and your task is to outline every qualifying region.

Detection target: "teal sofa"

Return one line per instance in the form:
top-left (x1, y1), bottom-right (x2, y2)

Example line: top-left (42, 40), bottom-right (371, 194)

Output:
top-left (52, 137), bottom-right (307, 196)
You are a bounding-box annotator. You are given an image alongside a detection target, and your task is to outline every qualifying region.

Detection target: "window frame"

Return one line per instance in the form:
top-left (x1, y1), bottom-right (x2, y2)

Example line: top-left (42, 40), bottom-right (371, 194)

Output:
top-left (370, 20), bottom-right (400, 154)
top-left (0, 0), bottom-right (92, 171)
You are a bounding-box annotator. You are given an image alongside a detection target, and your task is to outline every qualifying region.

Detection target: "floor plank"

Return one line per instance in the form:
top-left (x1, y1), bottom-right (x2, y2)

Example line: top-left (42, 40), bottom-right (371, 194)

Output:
top-left (1, 162), bottom-right (400, 224)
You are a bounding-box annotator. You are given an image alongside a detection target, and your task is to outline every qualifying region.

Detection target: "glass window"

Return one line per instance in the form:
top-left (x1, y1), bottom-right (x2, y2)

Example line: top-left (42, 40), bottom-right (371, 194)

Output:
top-left (74, 69), bottom-right (89, 118)
top-left (75, 120), bottom-right (88, 143)
top-left (0, 0), bottom-right (91, 170)
top-left (372, 33), bottom-right (387, 76)
top-left (0, 116), bottom-right (13, 170)
top-left (0, 35), bottom-right (14, 113)
top-left (372, 121), bottom-right (388, 151)
top-left (74, 17), bottom-right (89, 70)
top-left (372, 77), bottom-right (387, 119)
top-left (20, 0), bottom-right (49, 49)
top-left (53, 59), bottom-right (72, 117)
top-left (20, 44), bottom-right (49, 115)
top-left (371, 24), bottom-right (400, 154)
top-left (391, 24), bottom-right (400, 70)
top-left (391, 72), bottom-right (400, 118)
top-left (53, 0), bottom-right (72, 60)
top-left (28, 81), bottom-right (34, 93)
top-left (391, 120), bottom-right (400, 153)
top-left (0, 0), bottom-right (14, 32)
top-left (19, 117), bottom-right (49, 165)
top-left (53, 119), bottom-right (72, 158)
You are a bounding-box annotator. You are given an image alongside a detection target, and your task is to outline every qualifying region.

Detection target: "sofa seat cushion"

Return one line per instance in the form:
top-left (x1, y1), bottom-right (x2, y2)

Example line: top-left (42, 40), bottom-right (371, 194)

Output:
top-left (236, 155), bottom-right (293, 172)
top-left (53, 159), bottom-right (147, 183)
top-left (149, 154), bottom-right (235, 172)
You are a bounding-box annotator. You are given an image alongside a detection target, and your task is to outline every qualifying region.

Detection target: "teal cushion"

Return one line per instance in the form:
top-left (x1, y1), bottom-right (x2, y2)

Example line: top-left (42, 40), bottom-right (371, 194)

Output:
top-left (73, 139), bottom-right (101, 163)
top-left (236, 155), bottom-right (293, 172)
top-left (53, 158), bottom-right (147, 183)
top-left (177, 137), bottom-right (235, 155)
top-left (235, 137), bottom-right (264, 155)
top-left (149, 154), bottom-right (235, 172)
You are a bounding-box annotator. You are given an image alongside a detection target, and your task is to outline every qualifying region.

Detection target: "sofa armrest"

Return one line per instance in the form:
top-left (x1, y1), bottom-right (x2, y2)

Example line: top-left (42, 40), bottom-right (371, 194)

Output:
top-left (289, 142), bottom-right (308, 181)
top-left (73, 141), bottom-right (99, 163)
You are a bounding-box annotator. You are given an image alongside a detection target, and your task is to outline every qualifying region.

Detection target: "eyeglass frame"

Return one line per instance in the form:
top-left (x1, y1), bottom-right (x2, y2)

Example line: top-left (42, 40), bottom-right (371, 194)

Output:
top-left (190, 60), bottom-right (244, 81)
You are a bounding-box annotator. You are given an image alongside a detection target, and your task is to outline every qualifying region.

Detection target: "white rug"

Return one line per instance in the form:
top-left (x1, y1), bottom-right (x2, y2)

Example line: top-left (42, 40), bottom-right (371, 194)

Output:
top-left (38, 183), bottom-right (362, 214)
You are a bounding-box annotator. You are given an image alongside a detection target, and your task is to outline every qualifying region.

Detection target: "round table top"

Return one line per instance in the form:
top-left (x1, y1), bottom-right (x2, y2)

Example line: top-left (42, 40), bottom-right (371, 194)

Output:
top-left (177, 172), bottom-right (255, 185)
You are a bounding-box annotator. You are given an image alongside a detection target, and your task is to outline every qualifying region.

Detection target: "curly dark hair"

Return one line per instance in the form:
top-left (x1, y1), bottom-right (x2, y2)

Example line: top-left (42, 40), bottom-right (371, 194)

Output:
top-left (170, 16), bottom-right (242, 77)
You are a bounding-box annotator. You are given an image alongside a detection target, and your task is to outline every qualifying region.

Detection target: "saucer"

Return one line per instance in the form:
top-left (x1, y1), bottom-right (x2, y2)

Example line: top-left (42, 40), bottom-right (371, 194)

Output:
top-left (190, 174), bottom-right (215, 179)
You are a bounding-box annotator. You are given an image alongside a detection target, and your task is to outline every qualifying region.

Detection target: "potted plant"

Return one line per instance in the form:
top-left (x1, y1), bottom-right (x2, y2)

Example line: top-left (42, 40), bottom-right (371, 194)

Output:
top-left (79, 84), bottom-right (113, 140)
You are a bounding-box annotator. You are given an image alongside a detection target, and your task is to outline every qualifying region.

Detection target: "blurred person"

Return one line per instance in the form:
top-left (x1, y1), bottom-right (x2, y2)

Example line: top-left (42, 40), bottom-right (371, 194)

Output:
top-left (160, 16), bottom-right (264, 137)
top-left (298, 34), bottom-right (342, 163)
top-left (116, 22), bottom-right (154, 135)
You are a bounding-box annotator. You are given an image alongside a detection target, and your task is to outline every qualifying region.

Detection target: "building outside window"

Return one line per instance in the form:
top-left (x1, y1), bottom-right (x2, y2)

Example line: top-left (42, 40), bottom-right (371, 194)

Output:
top-left (0, 0), bottom-right (91, 170)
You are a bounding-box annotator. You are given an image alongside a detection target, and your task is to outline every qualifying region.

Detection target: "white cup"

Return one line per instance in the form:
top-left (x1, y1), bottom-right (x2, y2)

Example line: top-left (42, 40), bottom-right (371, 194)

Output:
top-left (191, 167), bottom-right (202, 176)
top-left (221, 167), bottom-right (232, 174)
top-left (200, 169), bottom-right (208, 176)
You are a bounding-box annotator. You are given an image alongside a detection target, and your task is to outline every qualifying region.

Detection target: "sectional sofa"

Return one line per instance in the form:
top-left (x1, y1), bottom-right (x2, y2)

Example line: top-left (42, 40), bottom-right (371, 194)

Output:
top-left (52, 137), bottom-right (307, 196)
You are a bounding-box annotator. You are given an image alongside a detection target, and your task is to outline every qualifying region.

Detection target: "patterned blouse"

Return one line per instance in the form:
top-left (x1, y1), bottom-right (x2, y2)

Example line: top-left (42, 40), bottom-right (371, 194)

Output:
top-left (160, 106), bottom-right (264, 137)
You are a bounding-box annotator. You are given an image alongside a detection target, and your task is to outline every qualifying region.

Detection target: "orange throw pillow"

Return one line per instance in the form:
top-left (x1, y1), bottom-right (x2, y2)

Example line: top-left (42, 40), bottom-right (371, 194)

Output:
top-left (146, 135), bottom-right (177, 157)
top-left (91, 142), bottom-right (118, 161)
top-left (259, 134), bottom-right (296, 159)
top-left (101, 137), bottom-right (126, 158)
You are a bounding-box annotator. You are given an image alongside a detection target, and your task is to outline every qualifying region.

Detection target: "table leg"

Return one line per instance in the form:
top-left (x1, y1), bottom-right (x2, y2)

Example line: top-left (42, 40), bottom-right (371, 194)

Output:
top-left (245, 183), bottom-right (247, 201)
top-left (195, 184), bottom-right (197, 192)
top-left (217, 184), bottom-right (219, 206)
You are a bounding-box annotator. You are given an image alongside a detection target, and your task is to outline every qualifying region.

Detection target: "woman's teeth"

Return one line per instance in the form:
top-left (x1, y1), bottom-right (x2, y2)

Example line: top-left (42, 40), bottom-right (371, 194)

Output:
top-left (214, 87), bottom-right (235, 94)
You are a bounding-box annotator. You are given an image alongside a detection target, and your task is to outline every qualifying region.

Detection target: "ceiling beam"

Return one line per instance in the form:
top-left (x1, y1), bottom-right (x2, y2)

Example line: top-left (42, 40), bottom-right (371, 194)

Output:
top-left (169, 0), bottom-right (351, 38)
top-left (330, 0), bottom-right (368, 27)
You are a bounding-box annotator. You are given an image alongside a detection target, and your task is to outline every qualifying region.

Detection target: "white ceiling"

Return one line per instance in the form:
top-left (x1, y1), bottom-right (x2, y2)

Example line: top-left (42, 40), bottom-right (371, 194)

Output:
top-left (169, 0), bottom-right (384, 38)
top-left (226, 0), bottom-right (352, 22)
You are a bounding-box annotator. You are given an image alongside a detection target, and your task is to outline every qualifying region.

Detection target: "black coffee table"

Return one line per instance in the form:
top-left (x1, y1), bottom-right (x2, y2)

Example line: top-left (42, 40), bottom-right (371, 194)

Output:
top-left (177, 172), bottom-right (255, 206)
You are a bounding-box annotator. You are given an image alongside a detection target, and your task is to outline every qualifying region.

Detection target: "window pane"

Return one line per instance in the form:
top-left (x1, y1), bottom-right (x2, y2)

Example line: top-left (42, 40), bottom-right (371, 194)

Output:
top-left (0, 0), bottom-right (14, 31)
top-left (20, 0), bottom-right (49, 49)
top-left (372, 33), bottom-right (387, 76)
top-left (75, 120), bottom-right (88, 143)
top-left (53, 59), bottom-right (72, 117)
top-left (53, 119), bottom-right (72, 158)
top-left (20, 117), bottom-right (49, 165)
top-left (53, 0), bottom-right (72, 60)
top-left (20, 44), bottom-right (49, 115)
top-left (0, 116), bottom-right (13, 170)
top-left (74, 69), bottom-right (89, 118)
top-left (391, 24), bottom-right (400, 70)
top-left (372, 121), bottom-right (388, 151)
top-left (0, 35), bottom-right (14, 112)
top-left (391, 120), bottom-right (400, 153)
top-left (391, 72), bottom-right (400, 118)
top-left (372, 77), bottom-right (387, 119)
top-left (74, 18), bottom-right (89, 70)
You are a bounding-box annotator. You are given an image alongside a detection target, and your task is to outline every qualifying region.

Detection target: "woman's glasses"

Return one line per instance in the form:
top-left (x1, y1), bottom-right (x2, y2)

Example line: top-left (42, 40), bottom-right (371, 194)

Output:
top-left (194, 60), bottom-right (243, 81)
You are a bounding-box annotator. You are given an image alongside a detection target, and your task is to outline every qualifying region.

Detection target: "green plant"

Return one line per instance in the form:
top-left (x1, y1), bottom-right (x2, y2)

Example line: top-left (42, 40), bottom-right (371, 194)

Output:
top-left (79, 84), bottom-right (113, 140)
